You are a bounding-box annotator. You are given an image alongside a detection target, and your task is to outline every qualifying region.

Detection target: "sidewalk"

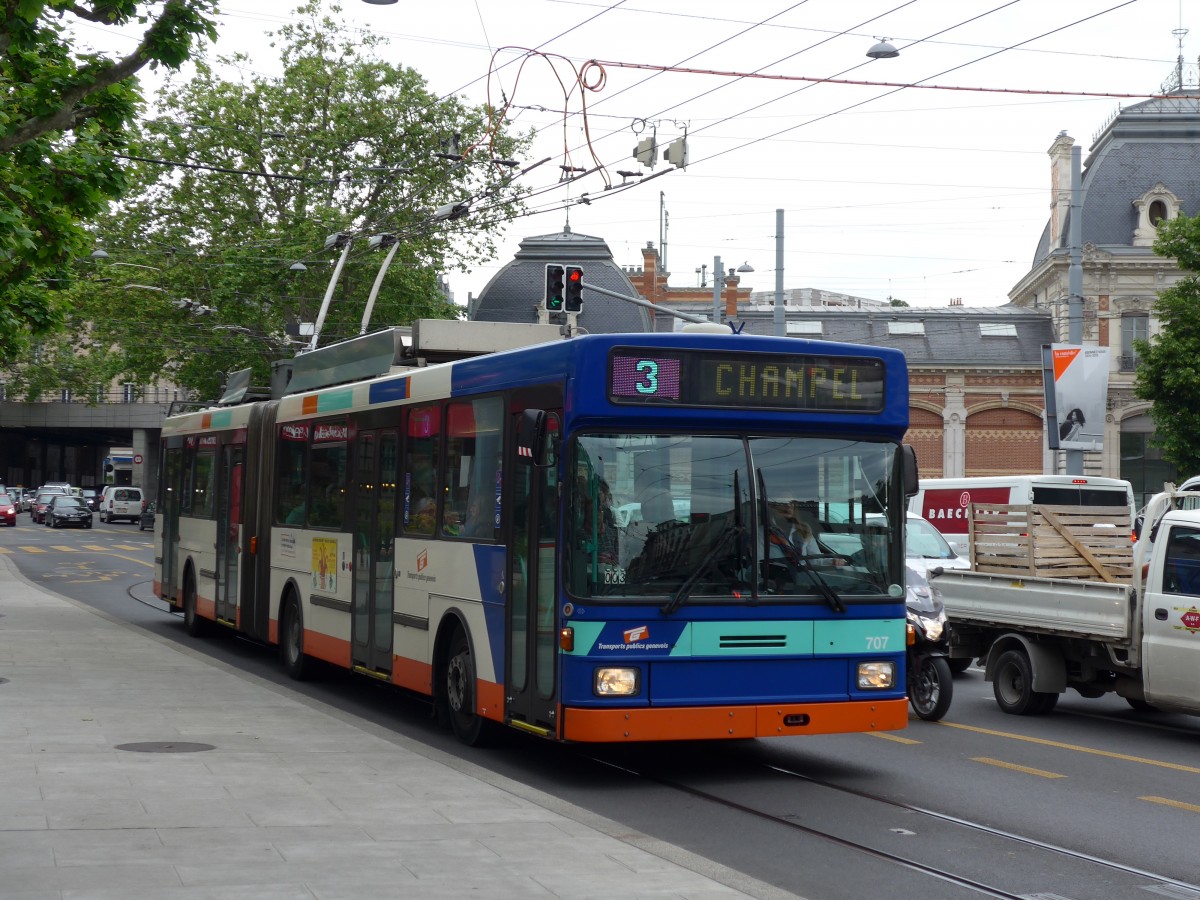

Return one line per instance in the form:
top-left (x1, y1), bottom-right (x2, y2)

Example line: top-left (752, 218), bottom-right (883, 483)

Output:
top-left (0, 555), bottom-right (797, 900)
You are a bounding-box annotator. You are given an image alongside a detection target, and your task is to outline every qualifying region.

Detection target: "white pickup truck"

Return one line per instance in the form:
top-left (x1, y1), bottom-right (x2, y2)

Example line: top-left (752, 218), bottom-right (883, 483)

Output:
top-left (935, 508), bottom-right (1200, 716)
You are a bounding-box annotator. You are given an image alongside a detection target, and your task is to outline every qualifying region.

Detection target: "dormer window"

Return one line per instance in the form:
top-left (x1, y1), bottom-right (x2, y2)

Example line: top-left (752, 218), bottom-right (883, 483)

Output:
top-left (1133, 183), bottom-right (1180, 246)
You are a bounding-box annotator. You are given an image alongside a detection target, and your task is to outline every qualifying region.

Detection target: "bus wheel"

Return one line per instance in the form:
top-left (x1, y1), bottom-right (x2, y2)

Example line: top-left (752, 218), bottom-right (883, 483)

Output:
top-left (445, 629), bottom-right (491, 746)
top-left (183, 571), bottom-right (208, 637)
top-left (280, 596), bottom-right (311, 681)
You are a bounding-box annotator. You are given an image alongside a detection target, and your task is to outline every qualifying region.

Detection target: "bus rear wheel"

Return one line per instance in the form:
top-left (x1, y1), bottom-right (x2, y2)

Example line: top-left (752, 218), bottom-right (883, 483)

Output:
top-left (445, 629), bottom-right (492, 746)
top-left (280, 596), bottom-right (311, 681)
top-left (183, 571), bottom-right (208, 637)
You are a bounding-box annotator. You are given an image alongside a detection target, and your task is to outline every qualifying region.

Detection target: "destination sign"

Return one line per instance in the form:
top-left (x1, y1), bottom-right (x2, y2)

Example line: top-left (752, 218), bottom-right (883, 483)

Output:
top-left (609, 349), bottom-right (885, 412)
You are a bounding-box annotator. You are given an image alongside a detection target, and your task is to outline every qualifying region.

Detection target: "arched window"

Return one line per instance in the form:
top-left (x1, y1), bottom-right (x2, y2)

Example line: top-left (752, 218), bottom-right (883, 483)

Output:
top-left (1150, 199), bottom-right (1168, 226)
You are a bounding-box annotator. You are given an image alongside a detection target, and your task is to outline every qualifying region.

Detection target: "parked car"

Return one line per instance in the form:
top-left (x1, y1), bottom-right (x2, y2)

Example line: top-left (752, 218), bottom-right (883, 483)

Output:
top-left (45, 495), bottom-right (93, 529)
top-left (138, 500), bottom-right (157, 531)
top-left (31, 488), bottom-right (67, 523)
top-left (0, 492), bottom-right (17, 527)
top-left (100, 486), bottom-right (145, 524)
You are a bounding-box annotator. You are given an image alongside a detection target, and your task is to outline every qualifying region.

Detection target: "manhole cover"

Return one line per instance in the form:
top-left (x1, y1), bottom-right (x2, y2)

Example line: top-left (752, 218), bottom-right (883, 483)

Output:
top-left (115, 741), bottom-right (216, 753)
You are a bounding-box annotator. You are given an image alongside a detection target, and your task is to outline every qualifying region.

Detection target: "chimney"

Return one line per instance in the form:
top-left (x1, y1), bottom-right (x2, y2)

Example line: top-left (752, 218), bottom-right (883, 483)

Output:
top-left (1048, 132), bottom-right (1075, 250)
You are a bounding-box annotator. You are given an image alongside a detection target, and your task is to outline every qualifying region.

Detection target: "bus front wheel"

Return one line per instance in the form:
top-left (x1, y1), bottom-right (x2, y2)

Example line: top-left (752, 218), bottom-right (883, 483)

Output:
top-left (445, 629), bottom-right (492, 746)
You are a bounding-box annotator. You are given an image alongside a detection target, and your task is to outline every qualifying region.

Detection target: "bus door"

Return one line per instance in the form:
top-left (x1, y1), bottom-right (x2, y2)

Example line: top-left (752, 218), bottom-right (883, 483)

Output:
top-left (215, 443), bottom-right (244, 625)
top-left (352, 429), bottom-right (398, 676)
top-left (161, 446), bottom-right (183, 604)
top-left (506, 410), bottom-right (561, 735)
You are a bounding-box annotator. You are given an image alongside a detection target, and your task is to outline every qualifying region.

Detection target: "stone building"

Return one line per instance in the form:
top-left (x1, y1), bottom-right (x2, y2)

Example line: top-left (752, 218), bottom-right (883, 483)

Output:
top-left (1010, 64), bottom-right (1200, 503)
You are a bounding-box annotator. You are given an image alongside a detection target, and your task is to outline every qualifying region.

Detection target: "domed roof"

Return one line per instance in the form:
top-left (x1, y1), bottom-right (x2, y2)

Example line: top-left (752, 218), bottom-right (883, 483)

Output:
top-left (1033, 91), bottom-right (1200, 263)
top-left (470, 227), bottom-right (651, 333)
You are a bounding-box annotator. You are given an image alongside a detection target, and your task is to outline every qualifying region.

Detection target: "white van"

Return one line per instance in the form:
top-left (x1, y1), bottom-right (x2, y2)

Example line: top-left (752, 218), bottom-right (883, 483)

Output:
top-left (100, 486), bottom-right (145, 524)
top-left (909, 474), bottom-right (1135, 555)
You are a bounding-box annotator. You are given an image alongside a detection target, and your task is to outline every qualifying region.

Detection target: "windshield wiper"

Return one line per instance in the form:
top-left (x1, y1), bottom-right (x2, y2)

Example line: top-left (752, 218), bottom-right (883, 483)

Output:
top-left (756, 468), bottom-right (845, 614)
top-left (661, 522), bottom-right (743, 615)
top-left (766, 522), bottom-right (846, 614)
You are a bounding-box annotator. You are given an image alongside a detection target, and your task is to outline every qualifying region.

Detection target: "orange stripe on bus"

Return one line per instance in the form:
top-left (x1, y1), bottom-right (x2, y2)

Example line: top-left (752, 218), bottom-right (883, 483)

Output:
top-left (197, 594), bottom-right (215, 620)
top-left (392, 656), bottom-right (433, 694)
top-left (477, 680), bottom-right (504, 723)
top-left (562, 698), bottom-right (909, 742)
top-left (305, 629), bottom-right (351, 668)
top-left (302, 395), bottom-right (319, 415)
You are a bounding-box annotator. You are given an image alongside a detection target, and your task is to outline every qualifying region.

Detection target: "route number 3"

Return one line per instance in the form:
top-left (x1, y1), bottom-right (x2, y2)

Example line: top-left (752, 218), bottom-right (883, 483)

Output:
top-left (635, 360), bottom-right (658, 394)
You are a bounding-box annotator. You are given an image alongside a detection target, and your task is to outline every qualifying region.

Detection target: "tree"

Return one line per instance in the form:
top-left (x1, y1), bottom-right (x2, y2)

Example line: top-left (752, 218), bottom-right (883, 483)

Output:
top-left (1134, 212), bottom-right (1200, 473)
top-left (58, 1), bottom-right (531, 401)
top-left (0, 0), bottom-right (218, 363)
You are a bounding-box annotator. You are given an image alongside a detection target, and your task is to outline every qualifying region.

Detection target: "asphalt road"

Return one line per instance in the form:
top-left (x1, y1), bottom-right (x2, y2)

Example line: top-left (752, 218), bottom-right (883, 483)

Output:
top-left (4, 517), bottom-right (1200, 899)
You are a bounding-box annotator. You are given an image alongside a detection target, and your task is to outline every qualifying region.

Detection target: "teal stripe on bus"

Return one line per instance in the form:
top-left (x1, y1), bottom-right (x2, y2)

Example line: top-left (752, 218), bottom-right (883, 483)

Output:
top-left (567, 620), bottom-right (901, 657)
top-left (567, 621), bottom-right (606, 655)
top-left (318, 388), bottom-right (355, 412)
top-left (686, 621), bottom-right (813, 656)
top-left (813, 619), bottom-right (905, 655)
top-left (209, 410), bottom-right (233, 428)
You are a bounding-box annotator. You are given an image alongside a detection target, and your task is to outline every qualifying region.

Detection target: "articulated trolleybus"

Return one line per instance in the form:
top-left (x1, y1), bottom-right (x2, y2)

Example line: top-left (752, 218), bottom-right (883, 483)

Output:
top-left (155, 324), bottom-right (917, 744)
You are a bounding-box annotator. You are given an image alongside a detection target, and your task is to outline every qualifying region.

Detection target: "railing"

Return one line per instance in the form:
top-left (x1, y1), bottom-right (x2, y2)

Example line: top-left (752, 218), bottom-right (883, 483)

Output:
top-left (1118, 354), bottom-right (1140, 373)
top-left (0, 385), bottom-right (191, 405)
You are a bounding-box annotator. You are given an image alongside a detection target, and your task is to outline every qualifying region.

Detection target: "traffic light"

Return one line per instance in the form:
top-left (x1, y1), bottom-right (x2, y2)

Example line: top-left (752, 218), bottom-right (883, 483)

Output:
top-left (564, 266), bottom-right (584, 312)
top-left (633, 136), bottom-right (657, 169)
top-left (545, 264), bottom-right (565, 311)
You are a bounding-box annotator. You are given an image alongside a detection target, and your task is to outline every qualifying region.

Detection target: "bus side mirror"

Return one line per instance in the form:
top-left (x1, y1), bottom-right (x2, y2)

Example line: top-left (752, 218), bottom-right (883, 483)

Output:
top-left (516, 409), bottom-right (547, 466)
top-left (901, 445), bottom-right (919, 498)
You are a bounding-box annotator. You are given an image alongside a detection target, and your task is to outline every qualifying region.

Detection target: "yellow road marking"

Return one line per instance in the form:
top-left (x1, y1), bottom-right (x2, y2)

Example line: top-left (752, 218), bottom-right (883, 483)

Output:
top-left (82, 544), bottom-right (107, 551)
top-left (104, 552), bottom-right (153, 569)
top-left (1141, 796), bottom-right (1200, 813)
top-left (18, 546), bottom-right (45, 553)
top-left (112, 544), bottom-right (145, 551)
top-left (0, 547), bottom-right (9, 554)
top-left (868, 731), bottom-right (922, 745)
top-left (942, 721), bottom-right (1200, 774)
top-left (972, 757), bottom-right (1066, 779)
top-left (51, 545), bottom-right (78, 552)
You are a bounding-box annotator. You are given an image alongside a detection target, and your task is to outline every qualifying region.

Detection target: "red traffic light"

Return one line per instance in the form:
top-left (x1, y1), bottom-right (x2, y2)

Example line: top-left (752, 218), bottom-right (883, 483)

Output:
top-left (564, 266), bottom-right (584, 312)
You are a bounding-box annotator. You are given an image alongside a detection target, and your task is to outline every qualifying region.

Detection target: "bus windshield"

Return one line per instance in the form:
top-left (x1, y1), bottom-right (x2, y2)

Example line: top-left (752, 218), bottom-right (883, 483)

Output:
top-left (566, 433), bottom-right (903, 604)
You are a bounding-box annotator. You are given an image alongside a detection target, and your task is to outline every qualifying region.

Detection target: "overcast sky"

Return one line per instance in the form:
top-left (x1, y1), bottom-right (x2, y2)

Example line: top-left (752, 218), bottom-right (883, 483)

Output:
top-left (86, 0), bottom-right (1195, 308)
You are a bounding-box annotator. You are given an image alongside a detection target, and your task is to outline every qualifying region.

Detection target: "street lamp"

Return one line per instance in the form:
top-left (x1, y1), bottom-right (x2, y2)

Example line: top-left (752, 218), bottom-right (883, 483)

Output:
top-left (866, 37), bottom-right (900, 59)
top-left (737, 261), bottom-right (755, 273)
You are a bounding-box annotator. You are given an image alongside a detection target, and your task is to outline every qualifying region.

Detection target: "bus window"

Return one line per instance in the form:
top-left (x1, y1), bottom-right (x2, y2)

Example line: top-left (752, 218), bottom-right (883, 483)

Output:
top-left (310, 421), bottom-right (348, 529)
top-left (277, 424), bottom-right (309, 525)
top-left (191, 449), bottom-right (217, 519)
top-left (403, 404), bottom-right (440, 534)
top-left (442, 397), bottom-right (503, 540)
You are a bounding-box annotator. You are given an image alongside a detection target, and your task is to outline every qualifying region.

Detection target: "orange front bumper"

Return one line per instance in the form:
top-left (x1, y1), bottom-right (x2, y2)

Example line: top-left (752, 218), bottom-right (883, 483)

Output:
top-left (562, 697), bottom-right (909, 742)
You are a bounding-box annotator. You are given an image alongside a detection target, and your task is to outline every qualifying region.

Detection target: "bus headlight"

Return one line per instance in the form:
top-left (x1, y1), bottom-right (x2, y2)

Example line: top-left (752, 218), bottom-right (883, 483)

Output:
top-left (857, 661), bottom-right (896, 689)
top-left (594, 667), bottom-right (640, 696)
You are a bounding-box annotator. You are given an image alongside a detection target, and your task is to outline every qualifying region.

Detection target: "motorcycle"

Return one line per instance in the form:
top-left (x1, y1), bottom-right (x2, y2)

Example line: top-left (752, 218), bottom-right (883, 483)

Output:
top-left (906, 563), bottom-right (954, 721)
